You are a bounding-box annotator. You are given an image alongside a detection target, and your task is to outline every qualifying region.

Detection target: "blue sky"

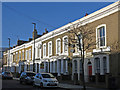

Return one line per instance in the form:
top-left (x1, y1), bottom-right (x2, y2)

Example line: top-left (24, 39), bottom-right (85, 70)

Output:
top-left (2, 2), bottom-right (113, 47)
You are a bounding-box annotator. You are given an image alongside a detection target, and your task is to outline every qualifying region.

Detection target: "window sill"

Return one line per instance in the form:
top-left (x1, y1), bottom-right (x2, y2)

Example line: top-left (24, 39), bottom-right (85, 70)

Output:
top-left (93, 46), bottom-right (110, 53)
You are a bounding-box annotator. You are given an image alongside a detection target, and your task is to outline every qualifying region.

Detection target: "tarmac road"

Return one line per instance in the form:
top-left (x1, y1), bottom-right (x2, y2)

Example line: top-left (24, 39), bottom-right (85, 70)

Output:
top-left (1, 79), bottom-right (65, 90)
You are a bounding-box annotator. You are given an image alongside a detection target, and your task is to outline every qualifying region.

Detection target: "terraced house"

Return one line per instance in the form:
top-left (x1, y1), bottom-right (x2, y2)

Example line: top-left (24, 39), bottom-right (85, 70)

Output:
top-left (3, 1), bottom-right (120, 88)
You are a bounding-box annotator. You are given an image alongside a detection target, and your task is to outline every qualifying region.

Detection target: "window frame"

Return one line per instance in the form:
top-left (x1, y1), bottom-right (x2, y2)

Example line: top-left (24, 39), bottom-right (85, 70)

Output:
top-left (19, 51), bottom-right (21, 60)
top-left (96, 24), bottom-right (106, 48)
top-left (56, 38), bottom-right (61, 54)
top-left (48, 41), bottom-right (52, 56)
top-left (63, 36), bottom-right (68, 53)
top-left (22, 50), bottom-right (24, 60)
top-left (26, 50), bottom-right (28, 60)
top-left (43, 43), bottom-right (46, 57)
top-left (29, 49), bottom-right (31, 60)
top-left (95, 57), bottom-right (100, 73)
top-left (103, 57), bottom-right (107, 74)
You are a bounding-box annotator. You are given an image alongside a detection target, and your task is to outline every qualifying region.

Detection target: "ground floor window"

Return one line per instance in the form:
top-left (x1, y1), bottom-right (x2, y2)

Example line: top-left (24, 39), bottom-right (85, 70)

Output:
top-left (103, 57), bottom-right (107, 74)
top-left (95, 57), bottom-right (100, 73)
top-left (74, 60), bottom-right (77, 73)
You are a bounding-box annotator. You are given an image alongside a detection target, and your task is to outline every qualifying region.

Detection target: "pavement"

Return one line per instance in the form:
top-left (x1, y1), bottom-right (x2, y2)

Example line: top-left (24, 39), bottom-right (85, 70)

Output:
top-left (13, 78), bottom-right (105, 90)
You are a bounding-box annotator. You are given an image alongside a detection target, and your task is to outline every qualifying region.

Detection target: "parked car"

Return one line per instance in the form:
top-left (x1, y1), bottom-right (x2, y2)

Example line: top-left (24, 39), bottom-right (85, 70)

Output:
top-left (2, 71), bottom-right (13, 80)
top-left (19, 71), bottom-right (36, 84)
top-left (33, 73), bottom-right (59, 88)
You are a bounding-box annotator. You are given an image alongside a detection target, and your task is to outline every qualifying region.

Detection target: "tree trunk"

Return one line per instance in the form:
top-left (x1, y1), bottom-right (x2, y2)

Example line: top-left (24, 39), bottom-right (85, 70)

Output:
top-left (82, 44), bottom-right (86, 90)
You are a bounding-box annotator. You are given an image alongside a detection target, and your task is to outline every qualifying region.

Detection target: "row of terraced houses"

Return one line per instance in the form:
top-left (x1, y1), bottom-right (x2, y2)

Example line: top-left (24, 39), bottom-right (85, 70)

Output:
top-left (3, 1), bottom-right (120, 88)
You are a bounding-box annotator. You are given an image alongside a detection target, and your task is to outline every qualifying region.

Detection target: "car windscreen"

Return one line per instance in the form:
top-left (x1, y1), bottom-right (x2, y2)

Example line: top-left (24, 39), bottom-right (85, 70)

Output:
top-left (5, 72), bottom-right (11, 74)
top-left (41, 74), bottom-right (55, 78)
top-left (26, 73), bottom-right (35, 76)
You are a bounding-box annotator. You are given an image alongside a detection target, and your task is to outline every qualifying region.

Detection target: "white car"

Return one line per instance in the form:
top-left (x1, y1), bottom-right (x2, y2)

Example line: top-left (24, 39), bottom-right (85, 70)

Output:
top-left (33, 73), bottom-right (59, 88)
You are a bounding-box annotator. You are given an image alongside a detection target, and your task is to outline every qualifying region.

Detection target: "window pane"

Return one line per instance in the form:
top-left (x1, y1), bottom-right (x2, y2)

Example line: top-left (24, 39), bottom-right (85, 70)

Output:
top-left (64, 37), bottom-right (68, 52)
top-left (95, 58), bottom-right (100, 73)
top-left (49, 43), bottom-right (52, 55)
top-left (43, 45), bottom-right (46, 56)
top-left (98, 26), bottom-right (105, 47)
top-left (57, 40), bottom-right (60, 53)
top-left (103, 57), bottom-right (107, 73)
top-left (102, 27), bottom-right (105, 36)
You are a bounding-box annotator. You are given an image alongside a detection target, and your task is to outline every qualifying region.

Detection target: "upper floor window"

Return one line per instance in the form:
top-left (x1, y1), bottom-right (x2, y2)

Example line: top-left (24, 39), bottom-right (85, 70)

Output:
top-left (77, 33), bottom-right (82, 52)
top-left (48, 41), bottom-right (52, 56)
top-left (63, 36), bottom-right (68, 53)
top-left (56, 38), bottom-right (61, 54)
top-left (13, 53), bottom-right (15, 62)
top-left (29, 49), bottom-right (31, 59)
top-left (37, 47), bottom-right (40, 58)
top-left (16, 53), bottom-right (18, 62)
top-left (26, 50), bottom-right (28, 60)
top-left (22, 50), bottom-right (24, 60)
top-left (43, 43), bottom-right (46, 57)
top-left (96, 24), bottom-right (106, 48)
top-left (19, 51), bottom-right (21, 60)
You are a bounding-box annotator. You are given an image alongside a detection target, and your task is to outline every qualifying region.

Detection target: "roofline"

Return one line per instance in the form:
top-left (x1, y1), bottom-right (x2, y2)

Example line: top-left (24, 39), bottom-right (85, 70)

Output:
top-left (6, 1), bottom-right (120, 52)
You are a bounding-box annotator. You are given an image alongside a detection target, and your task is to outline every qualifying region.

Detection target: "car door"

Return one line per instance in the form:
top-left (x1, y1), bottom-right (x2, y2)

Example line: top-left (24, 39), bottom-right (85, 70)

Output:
top-left (23, 72), bottom-right (27, 82)
top-left (35, 74), bottom-right (39, 85)
top-left (34, 74), bottom-right (37, 85)
top-left (38, 74), bottom-right (42, 85)
top-left (20, 72), bottom-right (24, 81)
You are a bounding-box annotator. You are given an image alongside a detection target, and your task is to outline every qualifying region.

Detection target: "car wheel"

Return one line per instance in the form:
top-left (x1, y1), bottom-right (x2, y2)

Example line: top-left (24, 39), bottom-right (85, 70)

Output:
top-left (33, 82), bottom-right (36, 87)
top-left (2, 77), bottom-right (4, 80)
top-left (25, 80), bottom-right (28, 84)
top-left (20, 80), bottom-right (22, 84)
top-left (11, 77), bottom-right (13, 80)
top-left (40, 82), bottom-right (43, 88)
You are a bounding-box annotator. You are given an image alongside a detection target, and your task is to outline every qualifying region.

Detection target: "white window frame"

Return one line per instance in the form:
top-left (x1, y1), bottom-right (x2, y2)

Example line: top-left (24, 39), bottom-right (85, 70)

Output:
top-left (43, 43), bottom-right (46, 58)
top-left (56, 38), bottom-right (61, 54)
top-left (63, 36), bottom-right (68, 53)
top-left (22, 50), bottom-right (24, 60)
top-left (48, 41), bottom-right (52, 56)
top-left (96, 24), bottom-right (106, 48)
top-left (76, 32), bottom-right (83, 53)
top-left (37, 47), bottom-right (40, 58)
top-left (26, 50), bottom-right (28, 60)
top-left (38, 44), bottom-right (42, 59)
top-left (103, 57), bottom-right (107, 74)
top-left (29, 49), bottom-right (31, 60)
top-left (95, 57), bottom-right (100, 73)
top-left (16, 52), bottom-right (18, 62)
top-left (19, 51), bottom-right (21, 60)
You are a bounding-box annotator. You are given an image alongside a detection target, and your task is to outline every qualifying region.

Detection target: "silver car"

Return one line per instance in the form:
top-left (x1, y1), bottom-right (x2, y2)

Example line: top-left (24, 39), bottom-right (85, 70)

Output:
top-left (2, 72), bottom-right (13, 80)
top-left (33, 73), bottom-right (59, 88)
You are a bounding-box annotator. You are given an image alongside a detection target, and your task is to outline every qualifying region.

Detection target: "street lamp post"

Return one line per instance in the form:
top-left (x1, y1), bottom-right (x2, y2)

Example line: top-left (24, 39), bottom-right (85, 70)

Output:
top-left (32, 23), bottom-right (36, 72)
top-left (8, 38), bottom-right (10, 71)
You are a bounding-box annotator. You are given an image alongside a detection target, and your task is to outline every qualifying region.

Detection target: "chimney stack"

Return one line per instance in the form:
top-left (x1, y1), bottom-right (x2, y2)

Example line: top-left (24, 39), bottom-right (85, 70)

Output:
top-left (85, 13), bottom-right (88, 16)
top-left (45, 28), bottom-right (48, 34)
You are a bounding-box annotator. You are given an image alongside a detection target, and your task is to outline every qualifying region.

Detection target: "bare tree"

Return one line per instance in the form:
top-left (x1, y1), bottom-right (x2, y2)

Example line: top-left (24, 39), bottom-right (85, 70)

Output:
top-left (110, 41), bottom-right (120, 54)
top-left (66, 22), bottom-right (96, 90)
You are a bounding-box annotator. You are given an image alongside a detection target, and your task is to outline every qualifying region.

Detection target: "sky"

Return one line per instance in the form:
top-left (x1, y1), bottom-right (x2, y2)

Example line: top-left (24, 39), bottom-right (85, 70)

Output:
top-left (2, 2), bottom-right (114, 48)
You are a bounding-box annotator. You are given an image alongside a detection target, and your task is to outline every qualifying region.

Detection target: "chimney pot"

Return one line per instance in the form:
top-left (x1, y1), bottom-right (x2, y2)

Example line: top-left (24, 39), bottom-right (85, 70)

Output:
top-left (85, 13), bottom-right (88, 16)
